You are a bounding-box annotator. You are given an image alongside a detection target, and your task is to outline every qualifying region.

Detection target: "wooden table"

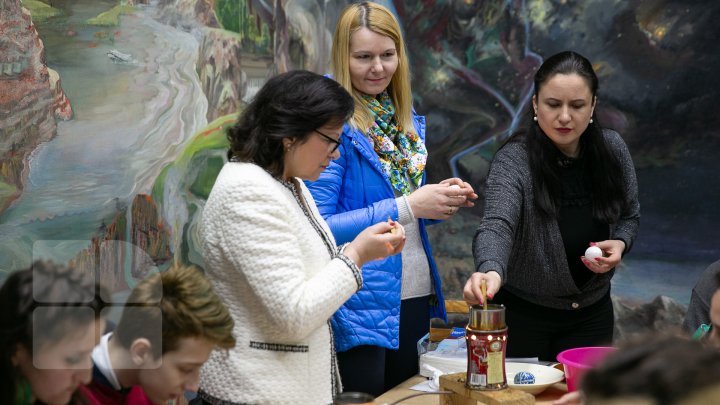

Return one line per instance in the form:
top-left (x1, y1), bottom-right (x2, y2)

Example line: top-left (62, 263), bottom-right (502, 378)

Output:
top-left (374, 375), bottom-right (568, 405)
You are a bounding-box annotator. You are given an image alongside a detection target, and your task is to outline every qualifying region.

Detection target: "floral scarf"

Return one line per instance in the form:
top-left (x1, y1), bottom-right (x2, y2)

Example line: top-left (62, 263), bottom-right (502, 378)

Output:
top-left (363, 91), bottom-right (427, 195)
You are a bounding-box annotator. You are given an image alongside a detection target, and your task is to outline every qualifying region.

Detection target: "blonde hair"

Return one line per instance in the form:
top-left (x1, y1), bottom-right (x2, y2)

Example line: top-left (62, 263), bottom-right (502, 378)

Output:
top-left (331, 2), bottom-right (414, 133)
top-left (114, 264), bottom-right (236, 358)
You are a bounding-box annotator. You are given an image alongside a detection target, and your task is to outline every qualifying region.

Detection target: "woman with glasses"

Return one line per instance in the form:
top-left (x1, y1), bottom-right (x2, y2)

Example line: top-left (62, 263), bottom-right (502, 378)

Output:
top-left (196, 69), bottom-right (406, 405)
top-left (305, 2), bottom-right (478, 396)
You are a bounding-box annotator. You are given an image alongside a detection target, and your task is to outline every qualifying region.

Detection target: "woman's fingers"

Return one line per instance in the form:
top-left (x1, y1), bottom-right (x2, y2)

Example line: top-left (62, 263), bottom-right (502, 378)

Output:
top-left (582, 239), bottom-right (625, 273)
top-left (463, 272), bottom-right (502, 305)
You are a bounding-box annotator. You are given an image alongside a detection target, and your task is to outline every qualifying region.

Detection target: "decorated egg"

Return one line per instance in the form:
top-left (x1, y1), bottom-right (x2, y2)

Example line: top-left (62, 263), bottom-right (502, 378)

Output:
top-left (584, 246), bottom-right (603, 260)
top-left (513, 371), bottom-right (536, 384)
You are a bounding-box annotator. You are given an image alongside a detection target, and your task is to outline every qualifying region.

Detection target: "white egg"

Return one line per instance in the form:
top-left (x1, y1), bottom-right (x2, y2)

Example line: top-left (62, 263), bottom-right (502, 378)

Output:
top-left (448, 184), bottom-right (462, 197)
top-left (584, 246), bottom-right (603, 260)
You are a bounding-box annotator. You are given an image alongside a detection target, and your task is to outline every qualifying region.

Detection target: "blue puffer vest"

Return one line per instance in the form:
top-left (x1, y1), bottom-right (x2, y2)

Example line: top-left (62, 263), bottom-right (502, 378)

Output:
top-left (305, 112), bottom-right (447, 352)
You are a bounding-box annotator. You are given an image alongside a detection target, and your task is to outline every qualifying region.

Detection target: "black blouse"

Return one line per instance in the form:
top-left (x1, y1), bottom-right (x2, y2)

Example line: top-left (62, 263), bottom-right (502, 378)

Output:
top-left (556, 153), bottom-right (610, 289)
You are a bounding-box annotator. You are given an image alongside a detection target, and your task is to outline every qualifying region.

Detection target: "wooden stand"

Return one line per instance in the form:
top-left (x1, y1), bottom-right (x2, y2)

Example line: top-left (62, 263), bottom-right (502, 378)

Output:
top-left (439, 372), bottom-right (534, 405)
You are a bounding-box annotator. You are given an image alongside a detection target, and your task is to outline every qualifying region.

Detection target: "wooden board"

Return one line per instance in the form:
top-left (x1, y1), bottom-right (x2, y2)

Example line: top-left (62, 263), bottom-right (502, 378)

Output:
top-left (439, 372), bottom-right (535, 405)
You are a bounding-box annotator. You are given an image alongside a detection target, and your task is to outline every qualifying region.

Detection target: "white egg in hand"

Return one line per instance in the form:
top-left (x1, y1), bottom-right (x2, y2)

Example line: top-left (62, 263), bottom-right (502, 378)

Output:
top-left (584, 246), bottom-right (603, 260)
top-left (448, 184), bottom-right (462, 198)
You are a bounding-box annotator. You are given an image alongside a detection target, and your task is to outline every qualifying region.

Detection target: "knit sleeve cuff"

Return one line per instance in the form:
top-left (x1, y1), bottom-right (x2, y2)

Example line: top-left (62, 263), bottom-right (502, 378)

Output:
top-left (477, 261), bottom-right (505, 284)
top-left (336, 243), bottom-right (362, 290)
top-left (612, 235), bottom-right (632, 256)
top-left (395, 196), bottom-right (415, 225)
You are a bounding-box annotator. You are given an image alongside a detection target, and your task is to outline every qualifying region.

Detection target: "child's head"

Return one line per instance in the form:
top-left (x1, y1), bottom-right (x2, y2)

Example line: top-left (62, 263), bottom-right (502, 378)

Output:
top-left (0, 261), bottom-right (106, 405)
top-left (113, 264), bottom-right (235, 403)
top-left (582, 333), bottom-right (720, 404)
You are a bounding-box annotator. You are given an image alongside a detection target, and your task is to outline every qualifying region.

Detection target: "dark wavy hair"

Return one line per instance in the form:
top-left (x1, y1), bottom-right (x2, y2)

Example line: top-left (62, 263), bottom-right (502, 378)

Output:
top-left (0, 261), bottom-right (107, 405)
top-left (227, 70), bottom-right (354, 177)
top-left (582, 333), bottom-right (720, 404)
top-left (518, 51), bottom-right (624, 223)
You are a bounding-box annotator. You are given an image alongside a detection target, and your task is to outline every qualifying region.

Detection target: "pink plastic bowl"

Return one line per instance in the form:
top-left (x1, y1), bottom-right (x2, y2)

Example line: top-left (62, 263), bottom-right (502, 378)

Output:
top-left (557, 346), bottom-right (615, 392)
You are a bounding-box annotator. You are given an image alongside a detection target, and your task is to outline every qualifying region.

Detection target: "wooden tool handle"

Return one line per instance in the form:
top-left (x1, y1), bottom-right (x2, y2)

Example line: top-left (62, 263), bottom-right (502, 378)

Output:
top-left (481, 278), bottom-right (488, 311)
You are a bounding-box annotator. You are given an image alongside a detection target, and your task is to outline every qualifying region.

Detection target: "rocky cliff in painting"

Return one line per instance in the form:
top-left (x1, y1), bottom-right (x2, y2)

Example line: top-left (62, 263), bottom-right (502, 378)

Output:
top-left (130, 194), bottom-right (172, 277)
top-left (197, 28), bottom-right (245, 121)
top-left (613, 295), bottom-right (687, 340)
top-left (0, 0), bottom-right (72, 213)
top-left (148, 0), bottom-right (335, 137)
top-left (70, 193), bottom-right (172, 293)
top-left (155, 0), bottom-right (219, 30)
top-left (153, 0), bottom-right (245, 120)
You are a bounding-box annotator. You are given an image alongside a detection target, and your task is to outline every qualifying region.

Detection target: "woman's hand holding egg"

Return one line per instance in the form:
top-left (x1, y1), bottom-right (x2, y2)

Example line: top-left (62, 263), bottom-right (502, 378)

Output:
top-left (584, 246), bottom-right (603, 260)
top-left (440, 178), bottom-right (479, 208)
top-left (406, 177), bottom-right (479, 220)
top-left (344, 221), bottom-right (406, 267)
top-left (581, 240), bottom-right (626, 273)
top-left (387, 217), bottom-right (398, 234)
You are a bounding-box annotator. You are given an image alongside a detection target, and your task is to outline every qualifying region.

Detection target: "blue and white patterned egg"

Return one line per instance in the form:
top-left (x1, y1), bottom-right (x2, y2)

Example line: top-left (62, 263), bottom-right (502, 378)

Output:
top-left (513, 371), bottom-right (536, 384)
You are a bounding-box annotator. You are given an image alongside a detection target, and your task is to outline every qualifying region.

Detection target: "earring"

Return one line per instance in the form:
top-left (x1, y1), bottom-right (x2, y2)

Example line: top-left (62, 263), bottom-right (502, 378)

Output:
top-left (533, 115), bottom-right (538, 121)
top-left (590, 118), bottom-right (594, 123)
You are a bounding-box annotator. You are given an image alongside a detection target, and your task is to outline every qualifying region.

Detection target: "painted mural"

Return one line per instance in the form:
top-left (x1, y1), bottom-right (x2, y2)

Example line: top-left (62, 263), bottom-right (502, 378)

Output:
top-left (1, 0), bottom-right (719, 325)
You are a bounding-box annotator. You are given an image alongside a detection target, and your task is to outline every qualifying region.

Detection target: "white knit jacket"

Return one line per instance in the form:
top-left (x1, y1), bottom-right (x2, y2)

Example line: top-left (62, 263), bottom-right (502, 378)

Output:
top-left (198, 163), bottom-right (362, 405)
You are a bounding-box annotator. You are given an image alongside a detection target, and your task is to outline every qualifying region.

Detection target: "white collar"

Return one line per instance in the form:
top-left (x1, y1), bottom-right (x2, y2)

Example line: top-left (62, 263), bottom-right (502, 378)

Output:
top-left (91, 332), bottom-right (123, 391)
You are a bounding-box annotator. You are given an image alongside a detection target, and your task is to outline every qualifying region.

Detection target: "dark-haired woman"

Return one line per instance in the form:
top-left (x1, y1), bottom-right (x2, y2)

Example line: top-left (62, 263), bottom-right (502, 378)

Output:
top-left (197, 70), bottom-right (406, 405)
top-left (464, 51), bottom-right (640, 361)
top-left (0, 261), bottom-right (106, 405)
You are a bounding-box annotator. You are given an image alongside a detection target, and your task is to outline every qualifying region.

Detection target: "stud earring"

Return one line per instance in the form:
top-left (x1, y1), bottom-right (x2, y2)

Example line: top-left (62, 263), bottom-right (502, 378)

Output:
top-left (590, 118), bottom-right (594, 123)
top-left (533, 115), bottom-right (538, 121)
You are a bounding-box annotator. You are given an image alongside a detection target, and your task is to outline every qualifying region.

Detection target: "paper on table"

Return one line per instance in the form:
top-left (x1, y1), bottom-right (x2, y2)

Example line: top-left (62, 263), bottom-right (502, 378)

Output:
top-left (414, 364), bottom-right (444, 391)
top-left (409, 379), bottom-right (438, 393)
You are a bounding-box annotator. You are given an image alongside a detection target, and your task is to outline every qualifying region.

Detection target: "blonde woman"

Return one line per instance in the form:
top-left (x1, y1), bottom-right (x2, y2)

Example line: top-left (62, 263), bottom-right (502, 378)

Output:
top-left (306, 2), bottom-right (477, 396)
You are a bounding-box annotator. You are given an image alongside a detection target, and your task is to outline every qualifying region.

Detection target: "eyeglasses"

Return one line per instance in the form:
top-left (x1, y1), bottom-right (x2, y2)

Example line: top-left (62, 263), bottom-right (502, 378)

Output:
top-left (314, 129), bottom-right (342, 153)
